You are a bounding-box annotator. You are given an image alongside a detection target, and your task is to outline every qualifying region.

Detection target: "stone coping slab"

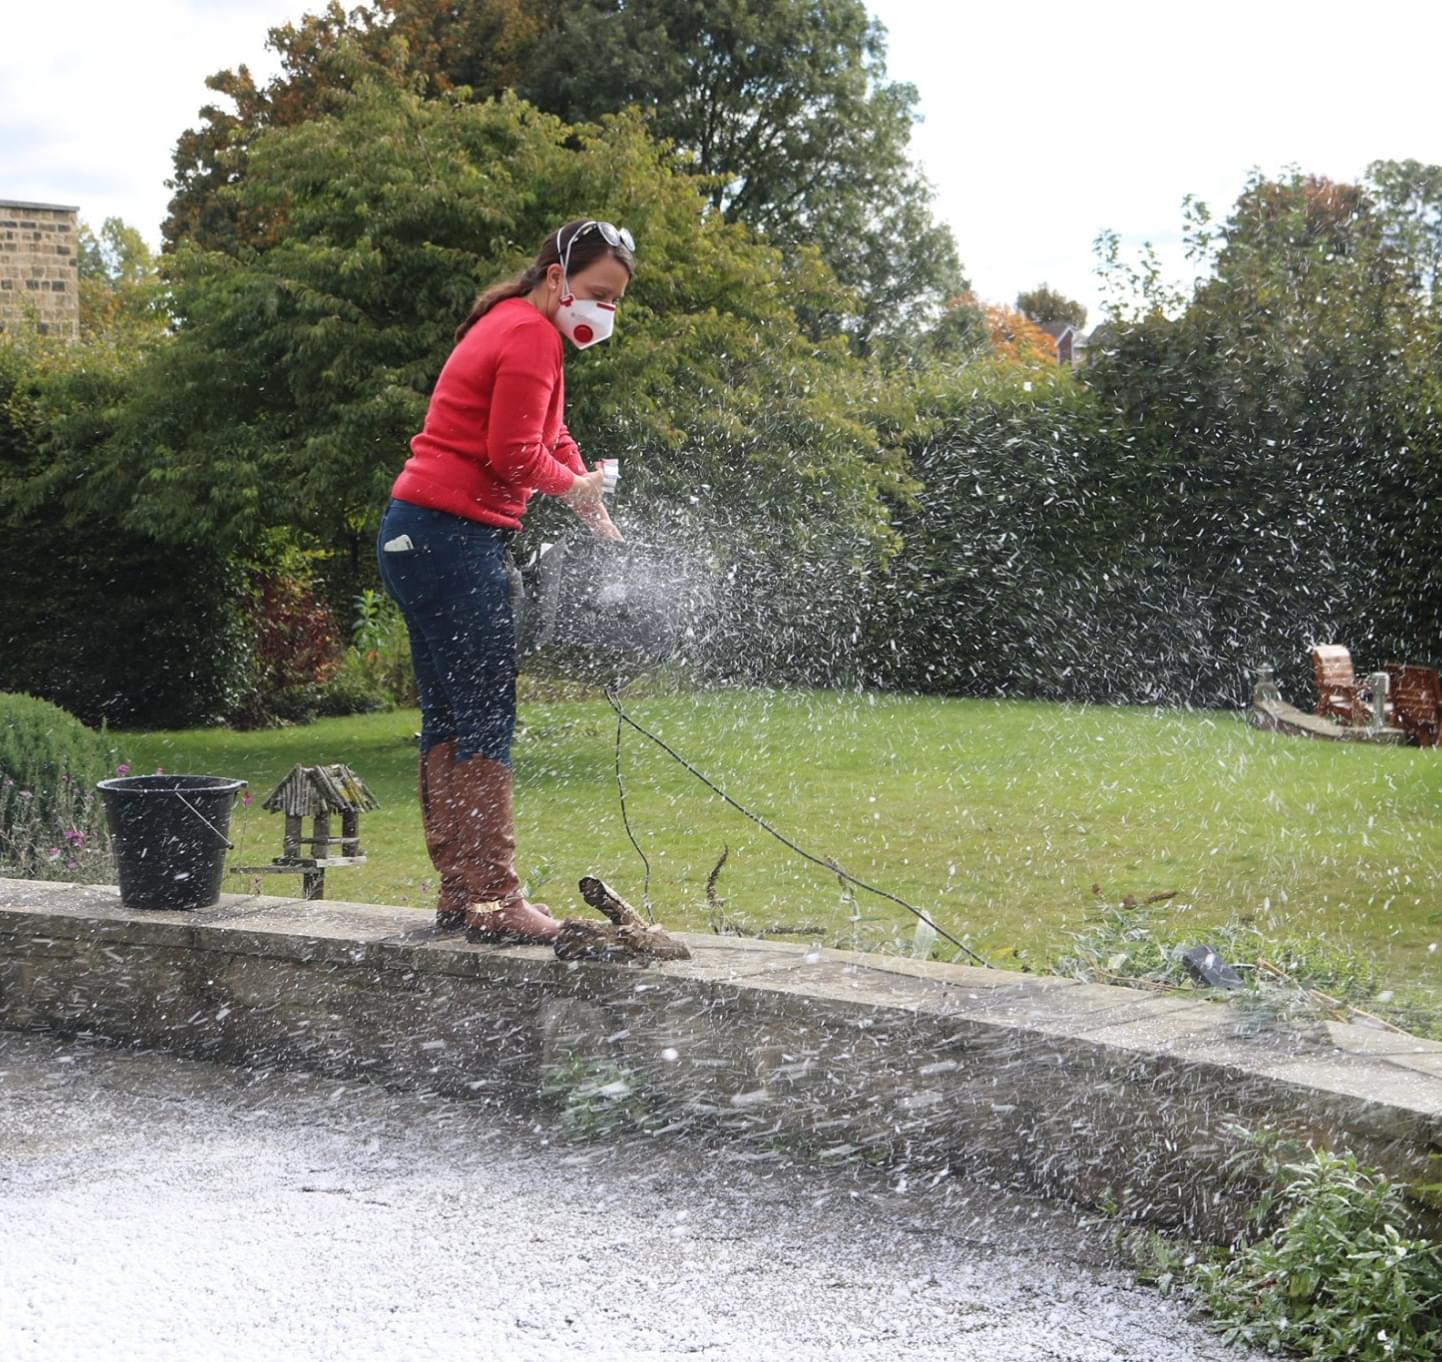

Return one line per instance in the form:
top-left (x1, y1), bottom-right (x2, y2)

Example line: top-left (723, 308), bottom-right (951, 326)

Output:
top-left (3, 876), bottom-right (1441, 1238)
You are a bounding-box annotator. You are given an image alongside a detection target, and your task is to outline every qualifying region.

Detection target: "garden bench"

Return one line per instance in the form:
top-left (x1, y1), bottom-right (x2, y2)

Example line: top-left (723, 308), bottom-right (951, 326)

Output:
top-left (1384, 663), bottom-right (1441, 748)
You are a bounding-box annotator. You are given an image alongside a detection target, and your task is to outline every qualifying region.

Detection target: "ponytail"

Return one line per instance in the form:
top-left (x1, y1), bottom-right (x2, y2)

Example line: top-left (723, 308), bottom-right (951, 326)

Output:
top-left (454, 264), bottom-right (548, 342)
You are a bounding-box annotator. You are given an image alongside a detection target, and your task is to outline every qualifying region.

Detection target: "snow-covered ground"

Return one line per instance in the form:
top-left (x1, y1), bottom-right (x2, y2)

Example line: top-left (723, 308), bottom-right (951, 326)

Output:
top-left (0, 1030), bottom-right (1254, 1362)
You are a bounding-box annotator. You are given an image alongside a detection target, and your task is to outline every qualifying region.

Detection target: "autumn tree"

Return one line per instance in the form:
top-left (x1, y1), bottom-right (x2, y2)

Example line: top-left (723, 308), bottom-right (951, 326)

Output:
top-left (973, 297), bottom-right (1061, 367)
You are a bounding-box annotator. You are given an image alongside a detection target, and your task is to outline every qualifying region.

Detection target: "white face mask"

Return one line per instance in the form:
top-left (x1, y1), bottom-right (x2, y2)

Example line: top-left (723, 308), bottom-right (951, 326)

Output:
top-left (556, 284), bottom-right (616, 349)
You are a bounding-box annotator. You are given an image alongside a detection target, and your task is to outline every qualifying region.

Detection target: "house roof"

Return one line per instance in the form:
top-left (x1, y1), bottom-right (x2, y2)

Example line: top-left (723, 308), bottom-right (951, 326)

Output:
top-left (1037, 321), bottom-right (1076, 341)
top-left (0, 199), bottom-right (80, 214)
top-left (263, 764), bottom-right (380, 817)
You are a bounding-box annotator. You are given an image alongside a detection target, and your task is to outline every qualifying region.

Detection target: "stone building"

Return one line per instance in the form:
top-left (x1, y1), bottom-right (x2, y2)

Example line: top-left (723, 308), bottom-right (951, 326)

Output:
top-left (0, 199), bottom-right (80, 340)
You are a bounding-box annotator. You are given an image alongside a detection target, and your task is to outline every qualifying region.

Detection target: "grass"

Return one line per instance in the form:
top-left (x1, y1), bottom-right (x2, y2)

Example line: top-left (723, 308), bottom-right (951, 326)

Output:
top-left (112, 690), bottom-right (1442, 982)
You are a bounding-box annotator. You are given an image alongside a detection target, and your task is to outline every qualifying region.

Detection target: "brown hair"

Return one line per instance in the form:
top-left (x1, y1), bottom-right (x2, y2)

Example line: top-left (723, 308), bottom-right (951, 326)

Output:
top-left (455, 219), bottom-right (636, 343)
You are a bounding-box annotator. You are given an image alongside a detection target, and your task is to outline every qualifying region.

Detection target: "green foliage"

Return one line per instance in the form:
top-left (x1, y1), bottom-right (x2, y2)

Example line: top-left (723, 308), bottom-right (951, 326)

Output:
top-left (234, 532), bottom-right (345, 728)
top-left (0, 693), bottom-right (117, 880)
top-left (1051, 893), bottom-right (1179, 987)
top-left (0, 337), bottom-right (253, 729)
top-left (1016, 283), bottom-right (1087, 329)
top-left (1068, 167), bottom-right (1442, 702)
top-left (164, 0), bottom-right (965, 348)
top-left (863, 365), bottom-right (1136, 697)
top-left (75, 217), bottom-right (168, 346)
top-left (60, 72), bottom-right (904, 576)
top-left (539, 1055), bottom-right (664, 1141)
top-left (1117, 1227), bottom-right (1196, 1297)
top-left (523, 0), bottom-right (964, 346)
top-left (347, 587), bottom-right (415, 707)
top-left (1196, 1145), bottom-right (1442, 1361)
top-left (865, 165), bottom-right (1442, 707)
top-left (265, 585), bottom-right (415, 722)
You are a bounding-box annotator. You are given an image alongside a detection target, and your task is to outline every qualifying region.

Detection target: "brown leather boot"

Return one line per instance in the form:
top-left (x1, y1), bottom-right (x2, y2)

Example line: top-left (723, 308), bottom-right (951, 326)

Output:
top-left (419, 740), bottom-right (470, 930)
top-left (465, 893), bottom-right (563, 943)
top-left (448, 755), bottom-right (559, 944)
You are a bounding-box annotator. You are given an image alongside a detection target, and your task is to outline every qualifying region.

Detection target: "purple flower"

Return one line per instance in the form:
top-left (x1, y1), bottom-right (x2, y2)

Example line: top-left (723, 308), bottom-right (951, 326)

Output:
top-left (44, 847), bottom-right (61, 861)
top-left (64, 858), bottom-right (78, 870)
top-left (115, 763), bottom-right (131, 777)
top-left (242, 790), bottom-right (253, 808)
top-left (18, 790), bottom-right (32, 800)
top-left (63, 829), bottom-right (85, 847)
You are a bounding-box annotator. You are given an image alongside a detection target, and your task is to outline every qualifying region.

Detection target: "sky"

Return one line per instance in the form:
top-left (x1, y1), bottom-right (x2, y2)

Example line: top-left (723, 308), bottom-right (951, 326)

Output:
top-left (3, 0), bottom-right (1440, 327)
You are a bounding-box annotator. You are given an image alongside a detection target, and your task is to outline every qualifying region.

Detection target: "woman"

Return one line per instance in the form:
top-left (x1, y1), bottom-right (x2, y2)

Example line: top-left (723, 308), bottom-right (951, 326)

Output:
top-left (377, 219), bottom-right (635, 943)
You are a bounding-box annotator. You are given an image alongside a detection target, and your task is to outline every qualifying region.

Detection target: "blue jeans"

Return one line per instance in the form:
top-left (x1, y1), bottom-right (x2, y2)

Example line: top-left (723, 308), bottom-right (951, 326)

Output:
top-left (376, 498), bottom-right (517, 764)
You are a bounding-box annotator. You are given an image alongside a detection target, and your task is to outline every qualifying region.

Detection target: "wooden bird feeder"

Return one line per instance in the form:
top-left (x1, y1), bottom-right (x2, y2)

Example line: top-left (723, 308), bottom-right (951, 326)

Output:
top-left (229, 763), bottom-right (380, 900)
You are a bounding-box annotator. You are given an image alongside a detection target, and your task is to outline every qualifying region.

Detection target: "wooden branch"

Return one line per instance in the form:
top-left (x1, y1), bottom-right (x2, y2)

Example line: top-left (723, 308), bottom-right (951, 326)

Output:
top-left (578, 877), bottom-right (647, 930)
top-left (554, 920), bottom-right (644, 964)
top-left (1256, 957), bottom-right (1414, 1035)
top-left (571, 877), bottom-right (692, 962)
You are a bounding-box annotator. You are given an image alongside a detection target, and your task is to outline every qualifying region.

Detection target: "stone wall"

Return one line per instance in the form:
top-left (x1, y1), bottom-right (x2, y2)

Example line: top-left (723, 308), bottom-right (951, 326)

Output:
top-left (0, 200), bottom-right (80, 340)
top-left (4, 876), bottom-right (1442, 1241)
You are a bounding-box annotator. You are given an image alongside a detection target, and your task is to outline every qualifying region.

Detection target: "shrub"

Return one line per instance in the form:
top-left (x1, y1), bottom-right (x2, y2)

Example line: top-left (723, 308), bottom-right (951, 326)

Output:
top-left (232, 535), bottom-right (345, 728)
top-left (1196, 1144), bottom-right (1442, 1362)
top-left (0, 338), bottom-right (253, 729)
top-left (0, 692), bottom-right (118, 880)
top-left (347, 588), bottom-right (415, 707)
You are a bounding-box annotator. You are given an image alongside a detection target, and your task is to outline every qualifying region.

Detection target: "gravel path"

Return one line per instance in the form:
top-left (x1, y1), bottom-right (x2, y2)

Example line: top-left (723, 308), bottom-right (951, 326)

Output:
top-left (0, 1030), bottom-right (1256, 1362)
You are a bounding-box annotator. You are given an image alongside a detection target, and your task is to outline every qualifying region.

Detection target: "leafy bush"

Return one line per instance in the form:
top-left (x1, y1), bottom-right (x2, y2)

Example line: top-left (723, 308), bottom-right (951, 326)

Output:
top-left (0, 499), bottom-right (254, 730)
top-left (0, 692), bottom-right (119, 880)
top-left (0, 337), bottom-right (253, 729)
top-left (347, 588), bottom-right (415, 708)
top-left (250, 566), bottom-right (343, 698)
top-left (231, 536), bottom-right (345, 728)
top-left (1197, 1145), bottom-right (1442, 1361)
top-left (539, 1055), bottom-right (664, 1142)
top-left (264, 589), bottom-right (417, 723)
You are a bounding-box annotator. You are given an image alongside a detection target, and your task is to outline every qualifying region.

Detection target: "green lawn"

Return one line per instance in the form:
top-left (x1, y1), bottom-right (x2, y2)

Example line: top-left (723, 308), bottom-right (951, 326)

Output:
top-left (115, 691), bottom-right (1442, 979)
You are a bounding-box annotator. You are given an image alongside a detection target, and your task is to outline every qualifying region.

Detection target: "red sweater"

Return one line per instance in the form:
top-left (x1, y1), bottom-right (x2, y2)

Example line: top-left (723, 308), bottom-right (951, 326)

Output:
top-left (391, 297), bottom-right (584, 529)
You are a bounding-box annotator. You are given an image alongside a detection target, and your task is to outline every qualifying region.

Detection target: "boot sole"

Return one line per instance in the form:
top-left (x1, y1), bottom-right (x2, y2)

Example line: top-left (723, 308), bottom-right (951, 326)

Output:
top-left (464, 925), bottom-right (558, 946)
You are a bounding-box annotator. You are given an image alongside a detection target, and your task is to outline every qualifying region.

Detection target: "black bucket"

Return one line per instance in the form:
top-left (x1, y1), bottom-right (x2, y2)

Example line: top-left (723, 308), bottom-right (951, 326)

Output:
top-left (96, 775), bottom-right (246, 911)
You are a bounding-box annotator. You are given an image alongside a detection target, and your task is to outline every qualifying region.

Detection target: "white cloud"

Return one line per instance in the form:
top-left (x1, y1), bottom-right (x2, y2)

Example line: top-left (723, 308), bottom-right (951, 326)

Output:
top-left (0, 1), bottom-right (297, 240)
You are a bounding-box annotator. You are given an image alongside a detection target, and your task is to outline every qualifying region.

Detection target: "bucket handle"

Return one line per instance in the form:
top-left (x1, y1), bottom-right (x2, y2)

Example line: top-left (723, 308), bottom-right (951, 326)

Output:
top-left (175, 791), bottom-right (237, 851)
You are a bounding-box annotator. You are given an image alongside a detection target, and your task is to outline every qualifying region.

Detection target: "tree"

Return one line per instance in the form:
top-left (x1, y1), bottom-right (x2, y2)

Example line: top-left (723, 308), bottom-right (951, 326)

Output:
top-left (75, 218), bottom-right (168, 343)
top-left (521, 0), bottom-right (964, 345)
top-left (1084, 169), bottom-right (1442, 696)
top-left (0, 330), bottom-right (251, 727)
top-left (162, 0), bottom-right (965, 349)
top-left (977, 298), bottom-right (1064, 368)
top-left (1016, 284), bottom-right (1086, 329)
top-left (34, 69), bottom-right (907, 586)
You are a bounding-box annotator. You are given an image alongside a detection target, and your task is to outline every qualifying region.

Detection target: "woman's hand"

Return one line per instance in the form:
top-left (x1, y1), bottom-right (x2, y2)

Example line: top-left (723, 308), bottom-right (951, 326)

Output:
top-left (560, 468), bottom-right (625, 541)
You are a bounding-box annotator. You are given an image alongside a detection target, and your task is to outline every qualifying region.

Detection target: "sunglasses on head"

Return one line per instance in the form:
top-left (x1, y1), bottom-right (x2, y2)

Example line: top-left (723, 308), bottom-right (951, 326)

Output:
top-left (560, 219), bottom-right (636, 275)
top-left (574, 220), bottom-right (635, 252)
